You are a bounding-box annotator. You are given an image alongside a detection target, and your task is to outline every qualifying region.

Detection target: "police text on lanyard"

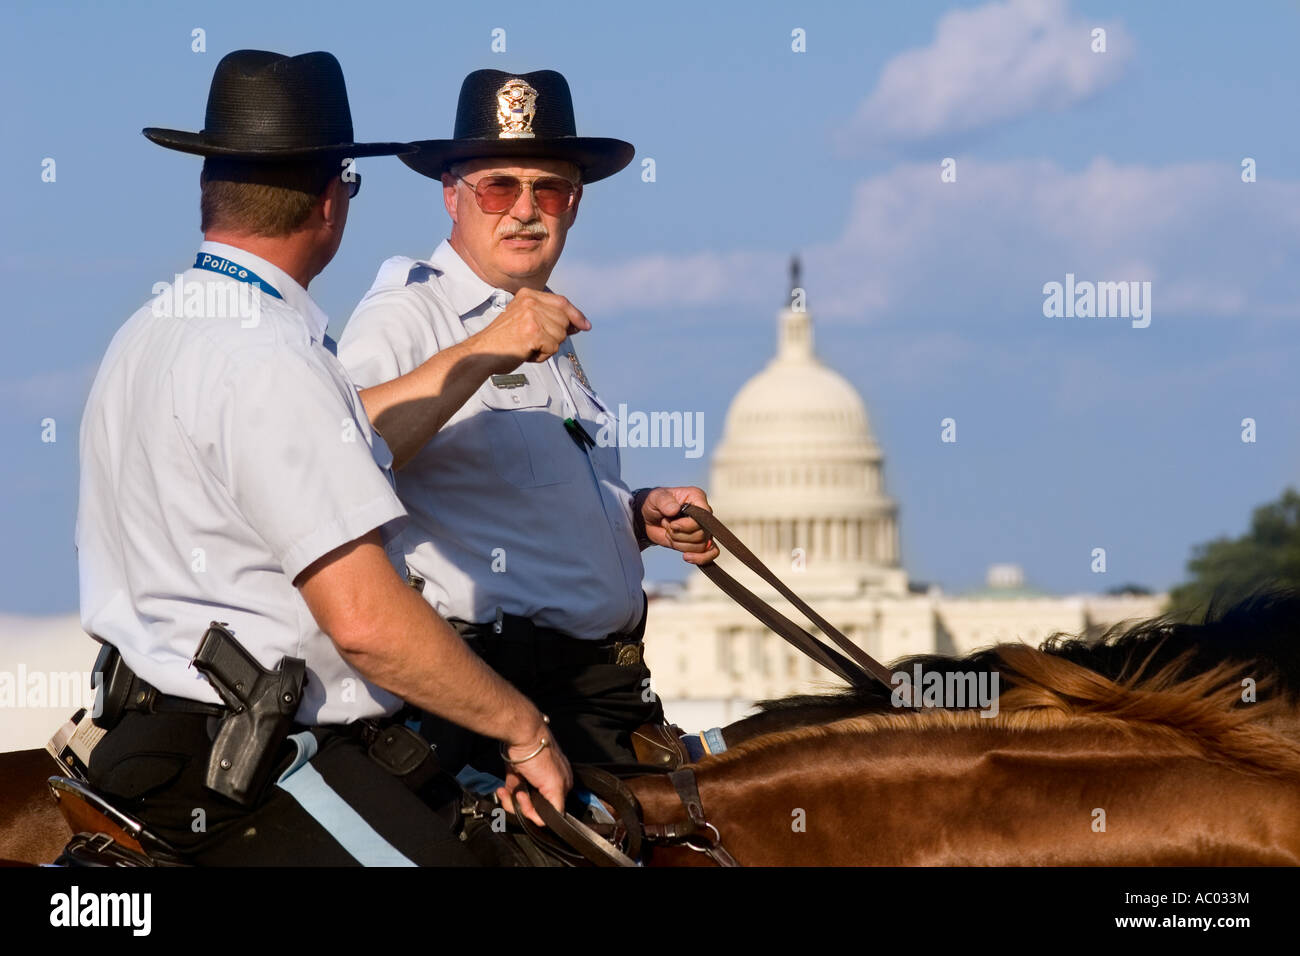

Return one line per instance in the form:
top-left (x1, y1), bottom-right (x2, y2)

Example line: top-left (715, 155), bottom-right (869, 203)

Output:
top-left (192, 252), bottom-right (339, 354)
top-left (193, 252), bottom-right (284, 300)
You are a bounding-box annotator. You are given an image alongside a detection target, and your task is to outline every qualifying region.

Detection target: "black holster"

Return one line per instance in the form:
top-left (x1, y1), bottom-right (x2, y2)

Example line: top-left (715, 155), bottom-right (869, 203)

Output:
top-left (190, 622), bottom-right (306, 806)
top-left (90, 641), bottom-right (132, 731)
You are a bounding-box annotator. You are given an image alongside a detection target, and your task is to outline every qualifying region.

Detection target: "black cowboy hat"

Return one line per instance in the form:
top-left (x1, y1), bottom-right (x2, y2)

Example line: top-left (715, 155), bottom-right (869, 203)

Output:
top-left (143, 50), bottom-right (409, 160)
top-left (400, 69), bottom-right (634, 184)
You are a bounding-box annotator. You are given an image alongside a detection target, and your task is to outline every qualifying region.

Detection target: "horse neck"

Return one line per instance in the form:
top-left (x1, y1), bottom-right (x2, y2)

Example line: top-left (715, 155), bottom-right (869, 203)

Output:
top-left (632, 717), bottom-right (1300, 866)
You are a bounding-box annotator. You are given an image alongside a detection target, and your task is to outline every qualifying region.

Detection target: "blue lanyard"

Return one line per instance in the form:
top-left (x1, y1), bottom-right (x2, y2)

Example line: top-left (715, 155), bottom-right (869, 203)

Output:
top-left (193, 252), bottom-right (283, 300)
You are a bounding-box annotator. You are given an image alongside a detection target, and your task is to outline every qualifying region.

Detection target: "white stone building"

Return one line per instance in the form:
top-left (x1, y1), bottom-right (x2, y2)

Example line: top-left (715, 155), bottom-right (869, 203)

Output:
top-left (644, 265), bottom-right (1165, 730)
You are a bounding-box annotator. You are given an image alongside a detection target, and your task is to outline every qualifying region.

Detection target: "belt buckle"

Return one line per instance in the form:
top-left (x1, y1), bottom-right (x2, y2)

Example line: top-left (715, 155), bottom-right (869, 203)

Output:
top-left (613, 642), bottom-right (643, 667)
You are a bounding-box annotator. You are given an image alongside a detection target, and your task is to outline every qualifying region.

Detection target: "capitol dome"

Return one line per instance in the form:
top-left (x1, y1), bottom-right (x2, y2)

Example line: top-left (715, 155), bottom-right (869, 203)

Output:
top-left (722, 337), bottom-right (874, 451)
top-left (702, 259), bottom-right (907, 598)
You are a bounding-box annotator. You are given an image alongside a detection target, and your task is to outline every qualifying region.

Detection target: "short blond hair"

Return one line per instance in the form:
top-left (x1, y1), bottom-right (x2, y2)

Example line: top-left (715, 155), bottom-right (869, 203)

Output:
top-left (199, 158), bottom-right (334, 237)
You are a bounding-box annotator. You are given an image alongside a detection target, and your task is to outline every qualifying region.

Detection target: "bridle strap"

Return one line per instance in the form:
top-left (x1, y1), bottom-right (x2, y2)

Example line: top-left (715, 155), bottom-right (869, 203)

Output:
top-left (512, 769), bottom-right (740, 867)
top-left (680, 503), bottom-right (896, 691)
top-left (670, 768), bottom-right (708, 826)
top-left (666, 768), bottom-right (739, 867)
top-left (574, 765), bottom-right (643, 861)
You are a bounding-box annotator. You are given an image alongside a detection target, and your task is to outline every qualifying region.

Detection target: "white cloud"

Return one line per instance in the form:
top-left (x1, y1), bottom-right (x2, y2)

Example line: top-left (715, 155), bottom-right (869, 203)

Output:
top-left (811, 157), bottom-right (1300, 323)
top-left (551, 249), bottom-right (781, 315)
top-left (556, 158), bottom-right (1300, 326)
top-left (843, 0), bottom-right (1133, 147)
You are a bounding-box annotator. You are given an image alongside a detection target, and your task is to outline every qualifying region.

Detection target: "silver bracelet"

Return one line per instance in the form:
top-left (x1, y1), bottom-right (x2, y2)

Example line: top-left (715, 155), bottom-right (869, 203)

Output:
top-left (500, 714), bottom-right (551, 766)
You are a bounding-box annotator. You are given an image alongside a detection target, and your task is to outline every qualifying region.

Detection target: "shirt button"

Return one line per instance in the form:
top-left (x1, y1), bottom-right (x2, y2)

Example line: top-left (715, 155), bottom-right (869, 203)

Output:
top-left (511, 394), bottom-right (520, 405)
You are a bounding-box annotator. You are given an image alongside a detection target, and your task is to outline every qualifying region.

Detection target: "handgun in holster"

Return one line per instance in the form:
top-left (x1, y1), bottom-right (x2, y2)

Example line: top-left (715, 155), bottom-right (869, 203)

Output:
top-left (190, 622), bottom-right (307, 806)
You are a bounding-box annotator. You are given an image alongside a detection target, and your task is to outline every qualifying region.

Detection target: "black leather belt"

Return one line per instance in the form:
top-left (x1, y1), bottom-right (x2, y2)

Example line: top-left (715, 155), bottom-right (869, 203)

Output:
top-left (456, 625), bottom-right (645, 668)
top-left (450, 603), bottom-right (648, 668)
top-left (92, 639), bottom-right (228, 730)
top-left (122, 679), bottom-right (228, 718)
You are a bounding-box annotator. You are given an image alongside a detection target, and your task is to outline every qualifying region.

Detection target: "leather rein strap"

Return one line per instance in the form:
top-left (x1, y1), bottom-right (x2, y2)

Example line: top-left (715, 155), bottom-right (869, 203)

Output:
top-left (518, 767), bottom-right (742, 867)
top-left (679, 503), bottom-right (896, 691)
top-left (515, 767), bottom-right (642, 867)
top-left (510, 508), bottom-right (895, 867)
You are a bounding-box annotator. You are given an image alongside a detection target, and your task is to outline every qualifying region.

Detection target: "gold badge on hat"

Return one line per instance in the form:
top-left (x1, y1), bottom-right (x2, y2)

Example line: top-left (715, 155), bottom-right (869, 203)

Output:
top-left (496, 78), bottom-right (538, 139)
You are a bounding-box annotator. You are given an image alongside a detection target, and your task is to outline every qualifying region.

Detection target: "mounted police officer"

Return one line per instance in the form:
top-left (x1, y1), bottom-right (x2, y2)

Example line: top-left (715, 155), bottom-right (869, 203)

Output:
top-left (339, 69), bottom-right (719, 786)
top-left (76, 50), bottom-right (569, 865)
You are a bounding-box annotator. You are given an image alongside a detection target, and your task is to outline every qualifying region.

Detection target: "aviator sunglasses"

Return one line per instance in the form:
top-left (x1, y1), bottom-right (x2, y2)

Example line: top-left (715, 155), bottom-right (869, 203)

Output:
top-left (456, 174), bottom-right (579, 216)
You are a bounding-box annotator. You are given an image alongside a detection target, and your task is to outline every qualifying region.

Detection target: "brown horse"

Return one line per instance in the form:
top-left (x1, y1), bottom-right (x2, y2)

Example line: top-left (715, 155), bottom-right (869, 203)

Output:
top-left (5, 590), bottom-right (1300, 865)
top-left (628, 640), bottom-right (1300, 865)
top-left (0, 747), bottom-right (71, 865)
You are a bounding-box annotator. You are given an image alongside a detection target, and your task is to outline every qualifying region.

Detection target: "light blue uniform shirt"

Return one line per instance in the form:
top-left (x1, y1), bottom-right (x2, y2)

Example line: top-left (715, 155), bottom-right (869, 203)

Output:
top-left (339, 241), bottom-right (645, 640)
top-left (77, 241), bottom-right (407, 724)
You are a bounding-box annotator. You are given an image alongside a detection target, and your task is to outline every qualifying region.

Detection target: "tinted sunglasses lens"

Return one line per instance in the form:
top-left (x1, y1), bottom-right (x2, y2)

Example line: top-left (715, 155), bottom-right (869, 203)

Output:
top-left (474, 176), bottom-right (521, 212)
top-left (347, 174), bottom-right (361, 199)
top-left (533, 178), bottom-right (576, 215)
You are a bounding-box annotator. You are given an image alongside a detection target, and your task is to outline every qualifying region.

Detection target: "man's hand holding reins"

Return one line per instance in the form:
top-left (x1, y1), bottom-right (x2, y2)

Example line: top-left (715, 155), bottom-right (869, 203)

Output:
top-left (637, 486), bottom-right (721, 565)
top-left (497, 716), bottom-right (573, 827)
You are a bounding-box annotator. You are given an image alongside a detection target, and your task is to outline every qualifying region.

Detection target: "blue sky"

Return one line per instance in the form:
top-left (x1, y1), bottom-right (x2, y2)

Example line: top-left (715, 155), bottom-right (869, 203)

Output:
top-left (2, 0), bottom-right (1298, 613)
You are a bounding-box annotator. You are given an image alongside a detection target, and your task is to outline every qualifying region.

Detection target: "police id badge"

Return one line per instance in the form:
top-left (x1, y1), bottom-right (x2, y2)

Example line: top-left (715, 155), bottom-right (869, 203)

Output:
top-left (566, 351), bottom-right (591, 389)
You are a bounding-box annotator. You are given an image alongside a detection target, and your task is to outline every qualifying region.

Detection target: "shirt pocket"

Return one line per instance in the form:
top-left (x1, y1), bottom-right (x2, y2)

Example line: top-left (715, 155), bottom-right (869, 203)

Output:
top-left (478, 379), bottom-right (574, 487)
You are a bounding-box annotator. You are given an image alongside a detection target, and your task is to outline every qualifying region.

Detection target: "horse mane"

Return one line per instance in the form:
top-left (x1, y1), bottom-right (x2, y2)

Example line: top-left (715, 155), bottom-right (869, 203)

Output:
top-left (991, 643), bottom-right (1300, 773)
top-left (1036, 586), bottom-right (1300, 701)
top-left (755, 586), bottom-right (1300, 717)
top-left (717, 643), bottom-right (1300, 777)
top-left (727, 586), bottom-right (1300, 776)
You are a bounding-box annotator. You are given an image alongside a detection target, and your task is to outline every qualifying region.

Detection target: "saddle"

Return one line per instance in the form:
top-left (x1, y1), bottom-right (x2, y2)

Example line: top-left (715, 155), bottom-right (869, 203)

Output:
top-left (47, 775), bottom-right (187, 867)
top-left (630, 721), bottom-right (691, 769)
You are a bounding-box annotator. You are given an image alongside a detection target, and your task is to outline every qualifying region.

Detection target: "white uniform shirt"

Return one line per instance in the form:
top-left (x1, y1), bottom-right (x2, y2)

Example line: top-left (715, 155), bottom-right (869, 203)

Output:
top-left (77, 240), bottom-right (407, 724)
top-left (339, 240), bottom-right (645, 640)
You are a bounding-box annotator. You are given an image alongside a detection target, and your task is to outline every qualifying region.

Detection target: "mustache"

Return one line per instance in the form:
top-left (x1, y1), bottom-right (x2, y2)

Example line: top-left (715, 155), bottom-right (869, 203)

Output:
top-left (497, 221), bottom-right (549, 240)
